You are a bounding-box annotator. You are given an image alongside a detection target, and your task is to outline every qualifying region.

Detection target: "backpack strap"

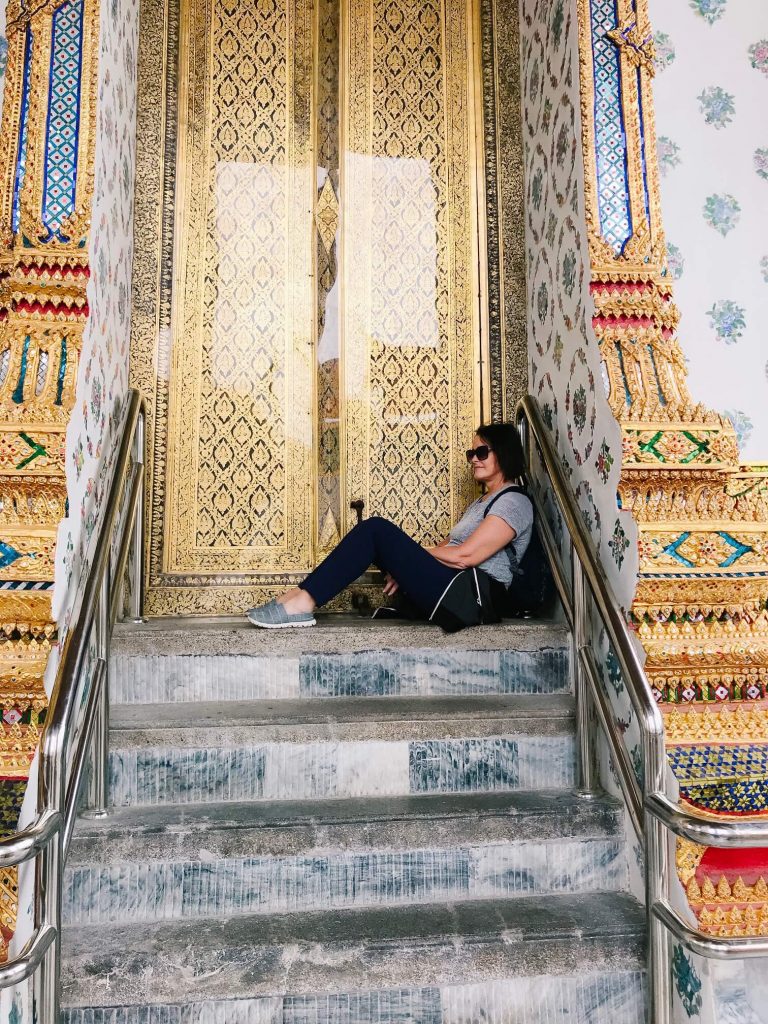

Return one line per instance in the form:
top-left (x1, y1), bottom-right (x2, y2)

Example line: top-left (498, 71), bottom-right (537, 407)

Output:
top-left (481, 484), bottom-right (529, 579)
top-left (482, 483), bottom-right (527, 519)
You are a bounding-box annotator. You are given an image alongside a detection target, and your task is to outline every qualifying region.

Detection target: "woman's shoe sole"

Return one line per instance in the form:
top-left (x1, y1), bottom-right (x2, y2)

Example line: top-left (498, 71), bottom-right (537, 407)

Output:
top-left (246, 615), bottom-right (317, 629)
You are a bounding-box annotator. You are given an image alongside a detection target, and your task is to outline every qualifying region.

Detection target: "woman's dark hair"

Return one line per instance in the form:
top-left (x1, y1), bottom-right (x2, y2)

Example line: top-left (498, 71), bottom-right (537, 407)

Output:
top-left (476, 422), bottom-right (526, 482)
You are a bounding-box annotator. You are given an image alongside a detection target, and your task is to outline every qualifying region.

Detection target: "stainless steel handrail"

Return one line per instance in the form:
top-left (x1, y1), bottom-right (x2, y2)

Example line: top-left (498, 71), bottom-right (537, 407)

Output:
top-left (515, 394), bottom-right (768, 1024)
top-left (0, 388), bottom-right (144, 1020)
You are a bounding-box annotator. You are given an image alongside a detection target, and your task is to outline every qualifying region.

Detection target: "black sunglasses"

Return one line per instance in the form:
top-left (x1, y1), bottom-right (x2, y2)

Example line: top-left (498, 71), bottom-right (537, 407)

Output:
top-left (466, 444), bottom-right (492, 462)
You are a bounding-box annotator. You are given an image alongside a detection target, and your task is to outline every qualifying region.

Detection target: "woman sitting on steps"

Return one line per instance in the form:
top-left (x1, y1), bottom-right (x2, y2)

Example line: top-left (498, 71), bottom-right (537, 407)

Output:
top-left (247, 422), bottom-right (534, 632)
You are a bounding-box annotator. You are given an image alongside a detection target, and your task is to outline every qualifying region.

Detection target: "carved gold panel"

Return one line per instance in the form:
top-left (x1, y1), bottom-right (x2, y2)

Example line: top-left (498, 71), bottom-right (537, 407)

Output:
top-left (136, 0), bottom-right (485, 613)
top-left (163, 0), bottom-right (316, 579)
top-left (341, 0), bottom-right (482, 543)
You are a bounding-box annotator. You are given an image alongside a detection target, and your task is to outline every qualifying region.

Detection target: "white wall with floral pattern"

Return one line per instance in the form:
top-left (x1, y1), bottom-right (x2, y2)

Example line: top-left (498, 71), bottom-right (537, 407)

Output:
top-left (519, 0), bottom-right (639, 608)
top-left (53, 0), bottom-right (139, 634)
top-left (650, 0), bottom-right (768, 463)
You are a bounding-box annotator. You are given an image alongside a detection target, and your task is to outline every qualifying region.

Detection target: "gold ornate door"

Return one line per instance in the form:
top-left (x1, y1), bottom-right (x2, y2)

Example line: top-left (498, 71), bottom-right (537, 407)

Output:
top-left (135, 0), bottom-right (486, 615)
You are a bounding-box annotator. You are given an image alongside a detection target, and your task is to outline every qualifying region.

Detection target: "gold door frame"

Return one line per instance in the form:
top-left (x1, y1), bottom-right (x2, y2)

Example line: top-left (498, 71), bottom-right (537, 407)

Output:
top-left (131, 0), bottom-right (491, 616)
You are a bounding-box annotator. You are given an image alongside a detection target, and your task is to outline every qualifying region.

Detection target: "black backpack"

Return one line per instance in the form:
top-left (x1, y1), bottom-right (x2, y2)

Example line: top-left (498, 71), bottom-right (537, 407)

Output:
top-left (483, 484), bottom-right (556, 617)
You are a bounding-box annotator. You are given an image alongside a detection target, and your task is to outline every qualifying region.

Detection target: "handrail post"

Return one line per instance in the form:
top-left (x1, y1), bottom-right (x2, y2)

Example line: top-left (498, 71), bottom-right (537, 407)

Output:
top-left (645, 728), bottom-right (670, 1023)
top-left (34, 822), bottom-right (60, 1023)
top-left (572, 559), bottom-right (596, 795)
top-left (83, 572), bottom-right (110, 818)
top-left (128, 407), bottom-right (145, 623)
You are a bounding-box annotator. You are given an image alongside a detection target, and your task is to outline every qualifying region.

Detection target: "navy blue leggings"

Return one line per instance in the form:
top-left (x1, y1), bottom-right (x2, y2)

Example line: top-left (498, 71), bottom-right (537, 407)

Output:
top-left (300, 516), bottom-right (459, 612)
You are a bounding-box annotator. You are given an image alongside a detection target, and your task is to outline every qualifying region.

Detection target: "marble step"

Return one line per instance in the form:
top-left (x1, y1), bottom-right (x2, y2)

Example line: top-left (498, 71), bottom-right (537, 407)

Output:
top-left (64, 792), bottom-right (626, 924)
top-left (61, 891), bottom-right (646, 1010)
top-left (108, 696), bottom-right (577, 806)
top-left (110, 617), bottom-right (570, 704)
top-left (61, 970), bottom-right (646, 1024)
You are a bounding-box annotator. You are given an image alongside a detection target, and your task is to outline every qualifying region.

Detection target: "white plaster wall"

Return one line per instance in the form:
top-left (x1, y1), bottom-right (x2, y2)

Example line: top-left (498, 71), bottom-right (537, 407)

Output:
top-left (650, 0), bottom-right (768, 462)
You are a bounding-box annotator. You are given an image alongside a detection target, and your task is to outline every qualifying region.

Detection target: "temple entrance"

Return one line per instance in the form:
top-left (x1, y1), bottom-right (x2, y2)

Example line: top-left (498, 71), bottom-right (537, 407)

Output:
top-left (136, 0), bottom-right (489, 614)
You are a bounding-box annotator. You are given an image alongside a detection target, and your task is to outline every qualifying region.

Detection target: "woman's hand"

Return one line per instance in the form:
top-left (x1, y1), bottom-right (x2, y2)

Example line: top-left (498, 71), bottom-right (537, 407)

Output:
top-left (383, 573), bottom-right (399, 597)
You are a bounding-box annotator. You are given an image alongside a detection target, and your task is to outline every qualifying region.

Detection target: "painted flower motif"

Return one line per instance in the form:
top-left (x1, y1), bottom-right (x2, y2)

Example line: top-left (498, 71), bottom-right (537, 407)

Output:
top-left (707, 299), bottom-right (746, 343)
top-left (703, 193), bottom-right (740, 236)
top-left (594, 439), bottom-right (614, 483)
top-left (551, 0), bottom-right (565, 49)
top-left (546, 211), bottom-right (557, 247)
top-left (657, 136), bottom-right (681, 177)
top-left (562, 250), bottom-right (577, 297)
top-left (73, 439), bottom-right (85, 479)
top-left (609, 519), bottom-right (630, 570)
top-left (754, 148), bottom-right (768, 180)
top-left (653, 32), bottom-right (675, 71)
top-left (672, 944), bottom-right (703, 1017)
top-left (555, 122), bottom-right (570, 168)
top-left (631, 746), bottom-right (644, 788)
top-left (553, 334), bottom-right (564, 370)
top-left (536, 281), bottom-right (549, 324)
top-left (3, 709), bottom-right (22, 726)
top-left (541, 97), bottom-right (552, 135)
top-left (605, 649), bottom-right (624, 696)
top-left (697, 86), bottom-right (735, 128)
top-left (572, 385), bottom-right (587, 433)
top-left (665, 243), bottom-right (684, 280)
top-left (0, 37), bottom-right (7, 79)
top-left (761, 256), bottom-right (768, 283)
top-left (529, 59), bottom-right (540, 104)
top-left (748, 39), bottom-right (768, 78)
top-left (531, 167), bottom-right (544, 211)
top-left (689, 0), bottom-right (727, 24)
top-left (724, 409), bottom-right (753, 447)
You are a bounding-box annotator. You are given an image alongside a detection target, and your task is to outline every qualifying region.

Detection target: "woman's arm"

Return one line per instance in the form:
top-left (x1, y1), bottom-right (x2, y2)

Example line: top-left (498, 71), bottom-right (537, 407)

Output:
top-left (428, 515), bottom-right (516, 570)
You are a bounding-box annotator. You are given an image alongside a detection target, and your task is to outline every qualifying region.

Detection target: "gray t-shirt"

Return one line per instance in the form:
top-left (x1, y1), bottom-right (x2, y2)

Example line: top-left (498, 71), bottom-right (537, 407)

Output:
top-left (448, 489), bottom-right (534, 586)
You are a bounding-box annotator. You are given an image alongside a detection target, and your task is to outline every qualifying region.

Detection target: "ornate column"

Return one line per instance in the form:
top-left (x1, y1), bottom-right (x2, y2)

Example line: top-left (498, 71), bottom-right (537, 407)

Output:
top-left (576, 0), bottom-right (768, 935)
top-left (0, 0), bottom-right (99, 960)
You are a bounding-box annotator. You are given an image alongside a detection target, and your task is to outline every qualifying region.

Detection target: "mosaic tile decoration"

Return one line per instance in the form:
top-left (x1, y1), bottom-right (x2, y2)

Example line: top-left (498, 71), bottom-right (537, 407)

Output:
top-left (668, 744), bottom-right (768, 815)
top-left (42, 0), bottom-right (85, 236)
top-left (0, 780), bottom-right (26, 840)
top-left (589, 0), bottom-right (632, 253)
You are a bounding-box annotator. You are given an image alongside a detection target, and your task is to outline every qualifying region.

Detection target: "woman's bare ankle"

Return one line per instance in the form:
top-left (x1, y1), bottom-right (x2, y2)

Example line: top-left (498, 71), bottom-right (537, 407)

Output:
top-left (277, 588), bottom-right (316, 614)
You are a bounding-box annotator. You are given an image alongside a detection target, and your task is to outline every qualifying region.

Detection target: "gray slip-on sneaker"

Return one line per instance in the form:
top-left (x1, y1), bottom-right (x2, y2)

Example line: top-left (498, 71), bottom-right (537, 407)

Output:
top-left (247, 599), bottom-right (316, 629)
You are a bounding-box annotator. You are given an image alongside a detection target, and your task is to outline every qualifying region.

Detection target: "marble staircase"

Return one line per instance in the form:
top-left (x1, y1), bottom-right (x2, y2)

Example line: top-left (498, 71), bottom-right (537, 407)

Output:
top-left (60, 618), bottom-right (647, 1024)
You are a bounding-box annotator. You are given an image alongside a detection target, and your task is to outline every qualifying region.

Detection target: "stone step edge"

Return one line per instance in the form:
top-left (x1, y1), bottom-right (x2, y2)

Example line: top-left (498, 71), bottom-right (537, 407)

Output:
top-left (108, 695), bottom-right (576, 748)
top-left (67, 790), bottom-right (624, 863)
top-left (61, 892), bottom-right (645, 1008)
top-left (111, 617), bottom-right (570, 657)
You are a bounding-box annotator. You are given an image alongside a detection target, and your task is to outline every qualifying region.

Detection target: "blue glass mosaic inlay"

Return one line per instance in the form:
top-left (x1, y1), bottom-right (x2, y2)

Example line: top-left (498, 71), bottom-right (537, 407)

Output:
top-left (590, 0), bottom-right (632, 253)
top-left (42, 0), bottom-right (85, 237)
